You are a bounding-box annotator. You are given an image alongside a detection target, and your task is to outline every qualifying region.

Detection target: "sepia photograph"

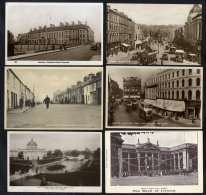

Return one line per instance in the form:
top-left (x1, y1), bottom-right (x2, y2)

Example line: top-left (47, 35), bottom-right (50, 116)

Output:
top-left (5, 67), bottom-right (103, 130)
top-left (105, 131), bottom-right (203, 193)
top-left (106, 66), bottom-right (202, 129)
top-left (8, 132), bottom-right (101, 192)
top-left (107, 4), bottom-right (202, 65)
top-left (6, 3), bottom-right (103, 65)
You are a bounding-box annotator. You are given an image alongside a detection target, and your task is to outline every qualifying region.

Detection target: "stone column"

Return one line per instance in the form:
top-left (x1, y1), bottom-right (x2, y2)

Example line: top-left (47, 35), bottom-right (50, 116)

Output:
top-left (152, 153), bottom-right (154, 170)
top-left (145, 153), bottom-right (148, 170)
top-left (137, 152), bottom-right (141, 173)
top-left (173, 154), bottom-right (176, 171)
top-left (118, 147), bottom-right (123, 177)
top-left (158, 153), bottom-right (160, 170)
top-left (178, 153), bottom-right (181, 170)
top-left (128, 153), bottom-right (130, 175)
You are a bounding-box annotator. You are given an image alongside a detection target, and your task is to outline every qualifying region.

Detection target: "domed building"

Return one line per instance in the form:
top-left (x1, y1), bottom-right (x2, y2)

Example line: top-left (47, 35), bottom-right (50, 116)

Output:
top-left (10, 138), bottom-right (47, 160)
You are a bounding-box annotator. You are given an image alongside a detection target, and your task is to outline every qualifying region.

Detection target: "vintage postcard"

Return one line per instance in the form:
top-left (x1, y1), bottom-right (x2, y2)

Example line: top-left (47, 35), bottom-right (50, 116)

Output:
top-left (6, 2), bottom-right (103, 65)
top-left (105, 130), bottom-right (203, 193)
top-left (107, 4), bottom-right (202, 65)
top-left (5, 67), bottom-right (103, 130)
top-left (8, 131), bottom-right (102, 192)
top-left (106, 66), bottom-right (203, 129)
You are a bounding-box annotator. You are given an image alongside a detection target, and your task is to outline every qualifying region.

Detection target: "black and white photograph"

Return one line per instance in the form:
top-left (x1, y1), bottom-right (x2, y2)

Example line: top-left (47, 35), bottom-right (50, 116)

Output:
top-left (6, 3), bottom-right (103, 65)
top-left (8, 132), bottom-right (101, 192)
top-left (5, 67), bottom-right (103, 130)
top-left (107, 4), bottom-right (202, 65)
top-left (106, 66), bottom-right (202, 129)
top-left (105, 131), bottom-right (203, 193)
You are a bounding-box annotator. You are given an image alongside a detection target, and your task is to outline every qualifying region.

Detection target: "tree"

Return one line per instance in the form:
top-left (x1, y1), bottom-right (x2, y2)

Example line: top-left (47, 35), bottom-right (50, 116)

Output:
top-left (52, 149), bottom-right (63, 158)
top-left (93, 148), bottom-right (100, 159)
top-left (46, 150), bottom-right (52, 158)
top-left (17, 151), bottom-right (24, 160)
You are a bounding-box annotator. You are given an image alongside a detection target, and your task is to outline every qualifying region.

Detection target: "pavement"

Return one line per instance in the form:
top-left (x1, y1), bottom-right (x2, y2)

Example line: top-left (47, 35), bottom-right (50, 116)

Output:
top-left (7, 106), bottom-right (32, 114)
top-left (90, 55), bottom-right (101, 61)
top-left (111, 172), bottom-right (198, 186)
top-left (111, 104), bottom-right (200, 127)
top-left (8, 45), bottom-right (101, 61)
top-left (6, 103), bottom-right (101, 129)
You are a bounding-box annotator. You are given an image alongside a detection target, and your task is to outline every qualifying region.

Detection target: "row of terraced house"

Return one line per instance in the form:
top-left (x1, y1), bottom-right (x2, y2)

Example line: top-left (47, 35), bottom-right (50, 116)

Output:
top-left (53, 72), bottom-right (102, 105)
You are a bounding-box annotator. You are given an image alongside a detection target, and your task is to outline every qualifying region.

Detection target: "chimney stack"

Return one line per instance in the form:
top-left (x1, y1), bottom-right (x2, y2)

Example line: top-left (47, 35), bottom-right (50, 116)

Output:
top-left (138, 138), bottom-right (139, 144)
top-left (157, 140), bottom-right (159, 146)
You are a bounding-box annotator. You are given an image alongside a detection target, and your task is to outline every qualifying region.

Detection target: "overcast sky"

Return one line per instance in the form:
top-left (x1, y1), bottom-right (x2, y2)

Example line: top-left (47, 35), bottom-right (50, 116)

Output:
top-left (109, 4), bottom-right (201, 25)
top-left (10, 133), bottom-right (100, 151)
top-left (120, 131), bottom-right (198, 148)
top-left (108, 67), bottom-right (159, 89)
top-left (7, 3), bottom-right (102, 42)
top-left (11, 68), bottom-right (102, 101)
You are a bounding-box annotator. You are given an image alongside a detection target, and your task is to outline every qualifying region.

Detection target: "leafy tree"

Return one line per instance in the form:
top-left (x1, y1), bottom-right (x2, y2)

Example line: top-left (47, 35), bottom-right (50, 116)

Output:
top-left (93, 148), bottom-right (100, 158)
top-left (52, 149), bottom-right (63, 157)
top-left (17, 151), bottom-right (24, 160)
top-left (46, 150), bottom-right (52, 158)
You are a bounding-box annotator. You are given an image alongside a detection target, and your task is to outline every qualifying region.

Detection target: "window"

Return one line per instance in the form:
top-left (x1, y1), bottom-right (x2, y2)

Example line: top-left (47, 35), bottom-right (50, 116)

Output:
top-left (196, 90), bottom-right (200, 100)
top-left (182, 79), bottom-right (185, 87)
top-left (172, 81), bottom-right (174, 88)
top-left (177, 80), bottom-right (179, 87)
top-left (197, 69), bottom-right (200, 74)
top-left (188, 90), bottom-right (192, 100)
top-left (196, 78), bottom-right (200, 86)
top-left (182, 90), bottom-right (185, 99)
top-left (177, 71), bottom-right (179, 77)
top-left (182, 69), bottom-right (185, 76)
top-left (172, 72), bottom-right (174, 78)
top-left (168, 82), bottom-right (170, 88)
top-left (168, 91), bottom-right (170, 99)
top-left (188, 78), bottom-right (192, 86)
top-left (176, 91), bottom-right (179, 100)
top-left (189, 69), bottom-right (192, 75)
top-left (172, 91), bottom-right (174, 99)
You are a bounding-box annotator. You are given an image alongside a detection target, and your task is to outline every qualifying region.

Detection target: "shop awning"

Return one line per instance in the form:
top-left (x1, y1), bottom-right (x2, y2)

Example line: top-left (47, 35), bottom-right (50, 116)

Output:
top-left (135, 40), bottom-right (142, 45)
top-left (121, 43), bottom-right (130, 47)
top-left (144, 99), bottom-right (185, 112)
top-left (124, 95), bottom-right (140, 98)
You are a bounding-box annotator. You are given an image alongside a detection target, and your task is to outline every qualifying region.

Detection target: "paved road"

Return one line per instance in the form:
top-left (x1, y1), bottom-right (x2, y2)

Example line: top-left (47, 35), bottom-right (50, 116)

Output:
top-left (18, 45), bottom-right (101, 61)
top-left (111, 104), bottom-right (189, 127)
top-left (7, 104), bottom-right (101, 129)
top-left (111, 172), bottom-right (198, 186)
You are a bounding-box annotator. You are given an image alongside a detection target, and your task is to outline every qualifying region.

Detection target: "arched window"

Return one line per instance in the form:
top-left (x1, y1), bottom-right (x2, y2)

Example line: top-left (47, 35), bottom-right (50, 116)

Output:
top-left (168, 82), bottom-right (170, 88)
top-left (182, 79), bottom-right (185, 87)
top-left (172, 81), bottom-right (174, 88)
top-left (182, 69), bottom-right (185, 76)
top-left (176, 91), bottom-right (179, 100)
top-left (196, 78), bottom-right (200, 86)
top-left (188, 78), bottom-right (192, 86)
top-left (188, 90), bottom-right (192, 100)
top-left (177, 71), bottom-right (179, 77)
top-left (196, 90), bottom-right (200, 100)
top-left (177, 80), bottom-right (179, 87)
top-left (182, 90), bottom-right (185, 100)
top-left (168, 91), bottom-right (170, 99)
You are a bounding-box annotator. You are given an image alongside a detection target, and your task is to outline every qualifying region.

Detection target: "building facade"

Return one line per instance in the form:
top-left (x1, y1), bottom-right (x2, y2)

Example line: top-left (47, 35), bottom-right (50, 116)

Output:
top-left (123, 77), bottom-right (141, 100)
top-left (53, 72), bottom-right (102, 105)
top-left (10, 138), bottom-right (47, 160)
top-left (17, 21), bottom-right (94, 46)
top-left (111, 134), bottom-right (197, 177)
top-left (6, 69), bottom-right (35, 111)
top-left (107, 5), bottom-right (136, 50)
top-left (145, 68), bottom-right (201, 119)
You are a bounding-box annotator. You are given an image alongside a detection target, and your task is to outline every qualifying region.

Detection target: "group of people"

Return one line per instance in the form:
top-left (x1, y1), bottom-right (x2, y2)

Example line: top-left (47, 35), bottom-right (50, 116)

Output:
top-left (19, 97), bottom-right (36, 109)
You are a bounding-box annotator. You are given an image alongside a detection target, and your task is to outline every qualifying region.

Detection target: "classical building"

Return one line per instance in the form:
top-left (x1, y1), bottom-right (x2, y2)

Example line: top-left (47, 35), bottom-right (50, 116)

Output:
top-left (6, 69), bottom-right (35, 111)
top-left (123, 77), bottom-right (141, 100)
top-left (111, 133), bottom-right (197, 177)
top-left (10, 138), bottom-right (47, 160)
top-left (107, 5), bottom-right (136, 50)
top-left (16, 21), bottom-right (94, 45)
top-left (184, 4), bottom-right (202, 61)
top-left (53, 72), bottom-right (102, 105)
top-left (145, 68), bottom-right (201, 119)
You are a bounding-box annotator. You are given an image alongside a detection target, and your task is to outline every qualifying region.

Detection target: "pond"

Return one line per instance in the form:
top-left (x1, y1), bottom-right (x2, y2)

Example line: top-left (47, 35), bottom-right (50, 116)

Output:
top-left (37, 159), bottom-right (88, 174)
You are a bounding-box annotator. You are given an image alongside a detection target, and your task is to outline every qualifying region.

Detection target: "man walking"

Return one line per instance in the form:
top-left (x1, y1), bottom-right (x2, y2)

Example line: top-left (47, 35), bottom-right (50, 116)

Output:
top-left (43, 95), bottom-right (50, 109)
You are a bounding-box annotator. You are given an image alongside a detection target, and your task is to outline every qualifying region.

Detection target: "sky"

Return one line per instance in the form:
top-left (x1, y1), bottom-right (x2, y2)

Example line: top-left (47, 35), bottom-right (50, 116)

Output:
top-left (120, 131), bottom-right (198, 148)
top-left (7, 3), bottom-right (102, 42)
top-left (10, 133), bottom-right (100, 151)
top-left (108, 67), bottom-right (159, 89)
top-left (109, 4), bottom-right (201, 25)
top-left (11, 68), bottom-right (102, 101)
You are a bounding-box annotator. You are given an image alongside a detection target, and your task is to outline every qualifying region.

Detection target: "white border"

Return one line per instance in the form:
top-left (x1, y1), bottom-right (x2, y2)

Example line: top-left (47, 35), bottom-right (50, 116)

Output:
top-left (105, 66), bottom-right (203, 129)
top-left (8, 131), bottom-right (102, 193)
top-left (4, 66), bottom-right (103, 130)
top-left (5, 2), bottom-right (103, 66)
top-left (105, 130), bottom-right (203, 193)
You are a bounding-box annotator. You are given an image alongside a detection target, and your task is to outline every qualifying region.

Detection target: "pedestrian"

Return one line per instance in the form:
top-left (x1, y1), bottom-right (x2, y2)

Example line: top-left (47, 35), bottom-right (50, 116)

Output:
top-left (19, 97), bottom-right (23, 109)
top-left (43, 95), bottom-right (50, 109)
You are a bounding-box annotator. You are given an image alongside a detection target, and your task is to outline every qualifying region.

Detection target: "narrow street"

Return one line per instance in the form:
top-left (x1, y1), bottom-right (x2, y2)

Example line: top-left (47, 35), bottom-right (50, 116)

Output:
top-left (7, 104), bottom-right (101, 129)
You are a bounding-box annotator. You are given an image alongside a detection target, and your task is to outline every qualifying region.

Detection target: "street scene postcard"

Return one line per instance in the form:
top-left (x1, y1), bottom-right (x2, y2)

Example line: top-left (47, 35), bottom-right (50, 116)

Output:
top-left (6, 3), bottom-right (103, 65)
top-left (106, 4), bottom-right (202, 65)
top-left (105, 131), bottom-right (203, 193)
top-left (5, 67), bottom-right (103, 130)
top-left (8, 132), bottom-right (101, 192)
top-left (106, 66), bottom-right (202, 129)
